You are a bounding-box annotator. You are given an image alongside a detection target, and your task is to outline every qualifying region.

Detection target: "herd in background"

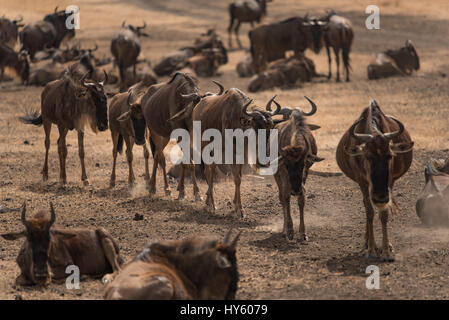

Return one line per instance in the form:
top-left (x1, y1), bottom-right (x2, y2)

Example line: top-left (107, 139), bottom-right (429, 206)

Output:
top-left (0, 2), bottom-right (445, 300)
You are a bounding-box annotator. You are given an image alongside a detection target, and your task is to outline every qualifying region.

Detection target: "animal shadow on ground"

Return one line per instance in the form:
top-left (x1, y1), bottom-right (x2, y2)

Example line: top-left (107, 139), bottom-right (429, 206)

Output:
top-left (21, 181), bottom-right (86, 196)
top-left (250, 232), bottom-right (301, 252)
top-left (326, 253), bottom-right (390, 277)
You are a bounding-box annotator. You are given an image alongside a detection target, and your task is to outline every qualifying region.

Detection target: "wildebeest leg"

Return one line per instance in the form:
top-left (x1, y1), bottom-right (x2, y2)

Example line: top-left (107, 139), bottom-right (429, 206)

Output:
top-left (143, 144), bottom-right (150, 186)
top-left (333, 47), bottom-right (341, 82)
top-left (57, 126), bottom-right (68, 185)
top-left (98, 230), bottom-right (122, 272)
top-left (77, 130), bottom-right (89, 186)
top-left (234, 21), bottom-right (243, 49)
top-left (123, 135), bottom-right (135, 187)
top-left (298, 186), bottom-right (308, 241)
top-left (231, 164), bottom-right (243, 217)
top-left (379, 208), bottom-right (394, 261)
top-left (205, 164), bottom-right (216, 212)
top-left (110, 131), bottom-right (119, 187)
top-left (228, 14), bottom-right (235, 48)
top-left (326, 45), bottom-right (332, 79)
top-left (275, 172), bottom-right (293, 240)
top-left (177, 163), bottom-right (186, 199)
top-left (361, 186), bottom-right (378, 258)
top-left (190, 161), bottom-right (201, 201)
top-left (159, 150), bottom-right (171, 196)
top-left (42, 119), bottom-right (52, 181)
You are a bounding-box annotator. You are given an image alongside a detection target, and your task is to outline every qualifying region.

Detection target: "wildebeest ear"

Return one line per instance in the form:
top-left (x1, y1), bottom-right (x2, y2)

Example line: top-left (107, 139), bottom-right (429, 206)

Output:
top-left (345, 145), bottom-right (365, 156)
top-left (216, 252), bottom-right (231, 269)
top-left (50, 230), bottom-right (77, 240)
top-left (307, 154), bottom-right (325, 163)
top-left (391, 141), bottom-right (414, 154)
top-left (1, 231), bottom-right (26, 241)
top-left (307, 124), bottom-right (321, 131)
top-left (117, 111), bottom-right (131, 122)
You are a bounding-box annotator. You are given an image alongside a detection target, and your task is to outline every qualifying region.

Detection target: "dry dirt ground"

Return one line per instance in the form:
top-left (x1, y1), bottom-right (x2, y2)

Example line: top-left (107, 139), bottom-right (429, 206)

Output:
top-left (0, 0), bottom-right (449, 300)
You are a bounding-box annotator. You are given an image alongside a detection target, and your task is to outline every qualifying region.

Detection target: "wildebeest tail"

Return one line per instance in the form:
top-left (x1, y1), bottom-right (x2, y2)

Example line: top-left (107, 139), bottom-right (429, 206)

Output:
top-left (341, 27), bottom-right (353, 71)
top-left (149, 136), bottom-right (156, 157)
top-left (18, 109), bottom-right (42, 126)
top-left (117, 134), bottom-right (124, 154)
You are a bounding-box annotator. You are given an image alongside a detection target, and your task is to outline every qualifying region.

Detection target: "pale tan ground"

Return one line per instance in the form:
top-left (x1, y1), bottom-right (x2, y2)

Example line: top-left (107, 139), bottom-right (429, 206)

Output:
top-left (0, 0), bottom-right (448, 300)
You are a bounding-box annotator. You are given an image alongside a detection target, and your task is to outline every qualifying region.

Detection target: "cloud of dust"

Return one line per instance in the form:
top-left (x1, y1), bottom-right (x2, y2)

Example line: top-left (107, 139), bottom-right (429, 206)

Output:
top-left (130, 181), bottom-right (148, 199)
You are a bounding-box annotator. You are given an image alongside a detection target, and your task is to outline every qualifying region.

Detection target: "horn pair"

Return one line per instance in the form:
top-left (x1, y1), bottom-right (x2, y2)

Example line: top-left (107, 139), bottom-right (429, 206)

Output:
top-left (21, 202), bottom-right (55, 228)
top-left (275, 96), bottom-right (317, 119)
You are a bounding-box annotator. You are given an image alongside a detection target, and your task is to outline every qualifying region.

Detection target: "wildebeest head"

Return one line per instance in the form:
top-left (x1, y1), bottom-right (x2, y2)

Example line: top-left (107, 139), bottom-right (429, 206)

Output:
top-left (122, 20), bottom-right (149, 37)
top-left (0, 16), bottom-right (24, 46)
top-left (43, 7), bottom-right (75, 43)
top-left (172, 72), bottom-right (202, 108)
top-left (345, 101), bottom-right (414, 207)
top-left (1, 202), bottom-right (76, 285)
top-left (145, 230), bottom-right (241, 299)
top-left (117, 93), bottom-right (146, 145)
top-left (303, 16), bottom-right (326, 54)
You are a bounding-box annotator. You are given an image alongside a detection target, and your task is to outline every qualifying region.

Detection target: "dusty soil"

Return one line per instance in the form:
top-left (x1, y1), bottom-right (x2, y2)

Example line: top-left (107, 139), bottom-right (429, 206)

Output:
top-left (0, 0), bottom-right (449, 300)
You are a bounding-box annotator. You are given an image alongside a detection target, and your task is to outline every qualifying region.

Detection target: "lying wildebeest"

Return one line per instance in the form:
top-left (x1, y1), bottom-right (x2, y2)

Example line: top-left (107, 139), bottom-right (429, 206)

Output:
top-left (109, 92), bottom-right (149, 188)
top-left (248, 55), bottom-right (316, 92)
top-left (269, 97), bottom-right (324, 241)
top-left (228, 0), bottom-right (272, 48)
top-left (0, 16), bottom-right (24, 47)
top-left (169, 86), bottom-right (279, 217)
top-left (19, 65), bottom-right (108, 185)
top-left (317, 11), bottom-right (353, 82)
top-left (0, 42), bottom-right (29, 84)
top-left (236, 51), bottom-right (255, 77)
top-left (185, 48), bottom-right (226, 77)
top-left (336, 100), bottom-right (414, 261)
top-left (119, 59), bottom-right (157, 88)
top-left (153, 47), bottom-right (197, 77)
top-left (416, 159), bottom-right (449, 226)
top-left (20, 7), bottom-right (75, 59)
top-left (111, 21), bottom-right (149, 91)
top-left (249, 16), bottom-right (324, 72)
top-left (367, 40), bottom-right (420, 80)
top-left (103, 230), bottom-right (241, 300)
top-left (140, 72), bottom-right (202, 199)
top-left (1, 202), bottom-right (122, 286)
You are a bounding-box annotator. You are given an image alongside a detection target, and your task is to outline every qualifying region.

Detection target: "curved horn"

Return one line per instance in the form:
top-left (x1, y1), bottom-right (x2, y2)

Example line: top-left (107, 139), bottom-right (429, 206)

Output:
top-left (90, 43), bottom-right (98, 53)
top-left (349, 117), bottom-right (374, 143)
top-left (127, 92), bottom-right (133, 106)
top-left (49, 202), bottom-right (56, 227)
top-left (54, 6), bottom-right (58, 13)
top-left (122, 20), bottom-right (126, 28)
top-left (212, 80), bottom-right (224, 95)
top-left (138, 21), bottom-right (147, 30)
top-left (230, 231), bottom-right (242, 249)
top-left (223, 229), bottom-right (232, 244)
top-left (181, 92), bottom-right (199, 100)
top-left (302, 96), bottom-right (317, 116)
top-left (265, 95), bottom-right (281, 115)
top-left (21, 202), bottom-right (27, 226)
top-left (242, 99), bottom-right (254, 116)
top-left (383, 116), bottom-right (404, 141)
top-left (100, 70), bottom-right (108, 86)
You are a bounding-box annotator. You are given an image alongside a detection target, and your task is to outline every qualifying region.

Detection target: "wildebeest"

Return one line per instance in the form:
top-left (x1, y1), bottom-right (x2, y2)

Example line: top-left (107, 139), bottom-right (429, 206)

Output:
top-left (1, 202), bottom-right (122, 286)
top-left (110, 21), bottom-right (149, 91)
top-left (140, 72), bottom-right (202, 199)
top-left (169, 86), bottom-right (279, 217)
top-left (367, 40), bottom-right (420, 80)
top-left (269, 97), bottom-right (324, 240)
top-left (249, 16), bottom-right (323, 72)
top-left (185, 48), bottom-right (226, 77)
top-left (318, 11), bottom-right (353, 82)
top-left (228, 0), bottom-right (272, 48)
top-left (416, 159), bottom-right (449, 226)
top-left (0, 16), bottom-right (24, 47)
top-left (336, 100), bottom-right (414, 261)
top-left (0, 42), bottom-right (29, 84)
top-left (109, 92), bottom-right (149, 188)
top-left (236, 51), bottom-right (255, 77)
top-left (103, 230), bottom-right (241, 300)
top-left (19, 65), bottom-right (108, 185)
top-left (20, 7), bottom-right (76, 59)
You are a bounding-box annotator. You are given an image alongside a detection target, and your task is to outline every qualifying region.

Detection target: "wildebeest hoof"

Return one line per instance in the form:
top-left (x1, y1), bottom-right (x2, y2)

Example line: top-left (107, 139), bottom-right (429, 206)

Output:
top-left (83, 180), bottom-right (89, 186)
top-left (235, 209), bottom-right (244, 218)
top-left (177, 192), bottom-right (185, 200)
top-left (194, 194), bottom-right (203, 202)
top-left (285, 231), bottom-right (294, 241)
top-left (109, 181), bottom-right (115, 188)
top-left (298, 233), bottom-right (308, 242)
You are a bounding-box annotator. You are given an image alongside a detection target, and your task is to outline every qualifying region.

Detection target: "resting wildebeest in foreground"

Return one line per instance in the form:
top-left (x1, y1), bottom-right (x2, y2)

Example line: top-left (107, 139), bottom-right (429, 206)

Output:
top-left (269, 97), bottom-right (324, 241)
top-left (103, 230), bottom-right (241, 300)
top-left (1, 202), bottom-right (122, 286)
top-left (367, 40), bottom-right (420, 80)
top-left (109, 92), bottom-right (149, 188)
top-left (0, 16), bottom-right (24, 47)
top-left (0, 42), bottom-right (29, 84)
top-left (19, 66), bottom-right (108, 185)
top-left (248, 16), bottom-right (323, 72)
top-left (227, 0), bottom-right (272, 48)
top-left (111, 21), bottom-right (149, 91)
top-left (336, 100), bottom-right (414, 261)
top-left (20, 7), bottom-right (75, 59)
top-left (416, 159), bottom-right (449, 226)
top-left (169, 87), bottom-right (279, 217)
top-left (140, 72), bottom-right (202, 199)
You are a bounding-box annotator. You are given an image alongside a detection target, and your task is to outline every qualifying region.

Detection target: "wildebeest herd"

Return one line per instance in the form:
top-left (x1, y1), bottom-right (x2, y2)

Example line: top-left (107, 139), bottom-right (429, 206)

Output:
top-left (0, 1), bottom-right (447, 300)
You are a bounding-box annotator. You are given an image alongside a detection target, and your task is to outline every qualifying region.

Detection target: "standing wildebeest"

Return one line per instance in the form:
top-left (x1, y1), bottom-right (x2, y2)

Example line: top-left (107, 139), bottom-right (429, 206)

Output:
top-left (416, 159), bottom-right (449, 226)
top-left (0, 16), bottom-right (24, 48)
top-left (0, 42), bottom-right (29, 84)
top-left (140, 72), bottom-right (202, 199)
top-left (249, 16), bottom-right (324, 72)
top-left (228, 0), bottom-right (272, 48)
top-left (269, 97), bottom-right (324, 241)
top-left (104, 230), bottom-right (241, 300)
top-left (169, 87), bottom-right (279, 217)
top-left (109, 92), bottom-right (149, 188)
top-left (336, 100), bottom-right (414, 261)
top-left (319, 11), bottom-right (353, 82)
top-left (1, 202), bottom-right (122, 286)
top-left (20, 7), bottom-right (76, 59)
top-left (367, 40), bottom-right (420, 80)
top-left (110, 21), bottom-right (149, 91)
top-left (19, 65), bottom-right (109, 185)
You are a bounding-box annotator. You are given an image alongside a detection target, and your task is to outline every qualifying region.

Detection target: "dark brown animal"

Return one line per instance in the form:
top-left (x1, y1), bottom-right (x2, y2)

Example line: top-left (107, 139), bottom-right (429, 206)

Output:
top-left (1, 202), bottom-right (122, 286)
top-left (103, 230), bottom-right (240, 300)
top-left (185, 48), bottom-right (226, 77)
top-left (19, 66), bottom-right (109, 185)
top-left (0, 42), bottom-right (29, 84)
top-left (0, 16), bottom-right (24, 47)
top-left (228, 0), bottom-right (272, 48)
top-left (269, 97), bottom-right (324, 240)
top-left (367, 40), bottom-right (419, 80)
top-left (336, 100), bottom-right (414, 261)
top-left (20, 7), bottom-right (76, 59)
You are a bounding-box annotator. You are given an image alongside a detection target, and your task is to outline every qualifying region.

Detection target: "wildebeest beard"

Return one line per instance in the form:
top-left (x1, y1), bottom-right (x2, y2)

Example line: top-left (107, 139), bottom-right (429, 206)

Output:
top-left (28, 232), bottom-right (51, 281)
top-left (287, 158), bottom-right (305, 195)
top-left (132, 117), bottom-right (146, 145)
top-left (369, 156), bottom-right (390, 203)
top-left (91, 91), bottom-right (108, 131)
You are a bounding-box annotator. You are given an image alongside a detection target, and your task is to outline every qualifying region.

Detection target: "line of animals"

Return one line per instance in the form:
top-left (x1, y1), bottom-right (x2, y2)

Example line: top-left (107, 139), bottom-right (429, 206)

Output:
top-left (0, 3), bottom-right (443, 300)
